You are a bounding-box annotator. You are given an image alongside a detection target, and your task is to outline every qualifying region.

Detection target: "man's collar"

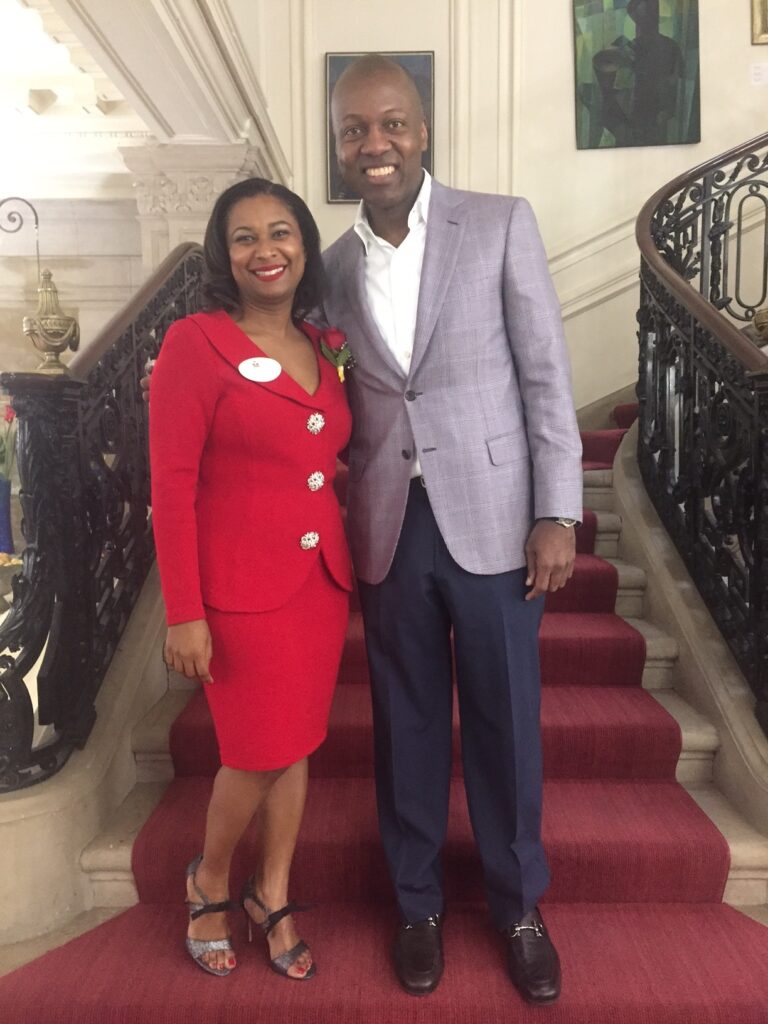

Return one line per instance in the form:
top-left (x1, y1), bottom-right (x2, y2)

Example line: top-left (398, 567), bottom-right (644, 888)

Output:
top-left (353, 170), bottom-right (432, 253)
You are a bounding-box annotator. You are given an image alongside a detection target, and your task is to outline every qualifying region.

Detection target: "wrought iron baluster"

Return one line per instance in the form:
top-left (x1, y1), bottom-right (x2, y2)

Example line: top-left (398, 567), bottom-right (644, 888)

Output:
top-left (0, 245), bottom-right (204, 790)
top-left (637, 127), bottom-right (768, 734)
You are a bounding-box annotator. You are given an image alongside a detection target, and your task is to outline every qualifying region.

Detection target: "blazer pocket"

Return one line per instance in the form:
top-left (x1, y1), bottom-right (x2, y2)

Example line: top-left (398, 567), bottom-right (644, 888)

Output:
top-left (486, 430), bottom-right (528, 466)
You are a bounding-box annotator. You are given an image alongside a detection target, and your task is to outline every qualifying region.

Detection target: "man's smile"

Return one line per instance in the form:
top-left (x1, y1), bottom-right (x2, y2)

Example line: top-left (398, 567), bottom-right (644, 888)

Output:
top-left (364, 165), bottom-right (396, 179)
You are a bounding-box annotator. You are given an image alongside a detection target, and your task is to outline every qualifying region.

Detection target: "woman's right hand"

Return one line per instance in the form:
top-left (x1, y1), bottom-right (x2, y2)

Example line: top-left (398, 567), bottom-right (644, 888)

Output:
top-left (164, 620), bottom-right (213, 683)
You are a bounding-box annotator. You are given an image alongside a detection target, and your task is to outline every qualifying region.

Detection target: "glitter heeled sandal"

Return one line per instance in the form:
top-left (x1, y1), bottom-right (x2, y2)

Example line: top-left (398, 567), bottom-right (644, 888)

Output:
top-left (185, 855), bottom-right (236, 977)
top-left (241, 876), bottom-right (316, 980)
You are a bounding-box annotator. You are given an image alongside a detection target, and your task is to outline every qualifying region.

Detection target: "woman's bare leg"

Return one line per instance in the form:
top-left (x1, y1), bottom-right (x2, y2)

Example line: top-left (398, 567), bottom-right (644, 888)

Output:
top-left (245, 757), bottom-right (312, 978)
top-left (187, 764), bottom-right (285, 971)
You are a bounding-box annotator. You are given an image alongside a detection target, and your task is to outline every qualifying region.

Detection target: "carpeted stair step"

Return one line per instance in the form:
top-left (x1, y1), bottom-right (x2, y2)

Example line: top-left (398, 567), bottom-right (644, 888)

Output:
top-left (137, 685), bottom-right (715, 786)
top-left (167, 683), bottom-right (681, 782)
top-left (544, 554), bottom-right (647, 617)
top-left (581, 428), bottom-right (628, 469)
top-left (613, 402), bottom-right (639, 429)
top-left (545, 554), bottom-right (619, 613)
top-left (337, 610), bottom-right (668, 689)
top-left (540, 612), bottom-right (648, 687)
top-left (130, 775), bottom-right (730, 906)
top-left (3, 902), bottom-right (768, 1024)
top-left (82, 781), bottom-right (763, 914)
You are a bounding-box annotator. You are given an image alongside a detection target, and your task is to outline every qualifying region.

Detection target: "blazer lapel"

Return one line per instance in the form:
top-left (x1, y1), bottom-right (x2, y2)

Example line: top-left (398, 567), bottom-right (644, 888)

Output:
top-left (193, 311), bottom-right (331, 410)
top-left (340, 234), bottom-right (406, 380)
top-left (409, 182), bottom-right (467, 378)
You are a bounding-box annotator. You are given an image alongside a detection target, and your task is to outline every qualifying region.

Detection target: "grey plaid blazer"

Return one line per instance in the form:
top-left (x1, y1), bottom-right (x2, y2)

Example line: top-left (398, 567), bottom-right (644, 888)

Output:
top-left (322, 179), bottom-right (583, 585)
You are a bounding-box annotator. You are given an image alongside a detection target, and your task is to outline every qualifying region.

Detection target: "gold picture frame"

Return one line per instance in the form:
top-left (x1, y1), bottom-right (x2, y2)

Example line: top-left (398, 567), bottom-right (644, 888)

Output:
top-left (754, 0), bottom-right (768, 44)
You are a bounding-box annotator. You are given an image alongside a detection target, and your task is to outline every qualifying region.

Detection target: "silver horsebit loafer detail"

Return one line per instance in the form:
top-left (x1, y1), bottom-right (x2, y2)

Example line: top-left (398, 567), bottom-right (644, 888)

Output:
top-left (508, 919), bottom-right (545, 939)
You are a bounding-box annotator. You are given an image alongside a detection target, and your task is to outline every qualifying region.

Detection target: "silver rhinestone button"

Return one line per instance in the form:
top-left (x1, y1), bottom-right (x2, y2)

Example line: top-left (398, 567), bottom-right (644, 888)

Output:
top-left (300, 532), bottom-right (320, 550)
top-left (307, 413), bottom-right (325, 435)
top-left (307, 471), bottom-right (325, 492)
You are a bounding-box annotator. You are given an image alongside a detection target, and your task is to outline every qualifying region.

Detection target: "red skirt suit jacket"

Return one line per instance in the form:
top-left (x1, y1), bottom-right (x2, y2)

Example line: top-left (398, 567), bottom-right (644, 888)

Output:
top-left (150, 310), bottom-right (353, 626)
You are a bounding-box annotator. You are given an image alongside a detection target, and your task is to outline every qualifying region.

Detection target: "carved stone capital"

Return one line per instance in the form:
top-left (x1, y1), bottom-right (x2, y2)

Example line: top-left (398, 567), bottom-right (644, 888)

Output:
top-left (121, 141), bottom-right (269, 216)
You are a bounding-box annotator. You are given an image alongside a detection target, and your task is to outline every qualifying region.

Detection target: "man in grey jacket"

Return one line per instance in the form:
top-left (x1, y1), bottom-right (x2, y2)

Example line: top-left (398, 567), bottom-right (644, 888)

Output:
top-left (325, 56), bottom-right (582, 1004)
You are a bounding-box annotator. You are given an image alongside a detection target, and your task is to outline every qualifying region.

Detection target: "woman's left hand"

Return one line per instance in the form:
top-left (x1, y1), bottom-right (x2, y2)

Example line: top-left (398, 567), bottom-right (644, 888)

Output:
top-left (164, 619), bottom-right (214, 683)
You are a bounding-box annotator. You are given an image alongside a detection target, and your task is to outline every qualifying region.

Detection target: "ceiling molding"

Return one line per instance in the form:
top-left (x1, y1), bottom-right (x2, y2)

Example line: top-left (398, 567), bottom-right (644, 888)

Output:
top-left (156, 0), bottom-right (291, 181)
top-left (48, 0), bottom-right (177, 137)
top-left (47, 0), bottom-right (290, 179)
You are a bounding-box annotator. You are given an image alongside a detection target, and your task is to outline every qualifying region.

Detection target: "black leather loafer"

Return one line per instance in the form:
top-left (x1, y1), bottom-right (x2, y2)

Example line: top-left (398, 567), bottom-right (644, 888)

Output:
top-left (393, 914), bottom-right (444, 996)
top-left (503, 907), bottom-right (561, 1005)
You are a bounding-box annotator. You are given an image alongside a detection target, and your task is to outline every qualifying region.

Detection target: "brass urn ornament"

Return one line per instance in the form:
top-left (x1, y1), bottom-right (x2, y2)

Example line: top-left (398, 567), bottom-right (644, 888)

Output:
top-left (22, 269), bottom-right (80, 374)
top-left (0, 197), bottom-right (80, 374)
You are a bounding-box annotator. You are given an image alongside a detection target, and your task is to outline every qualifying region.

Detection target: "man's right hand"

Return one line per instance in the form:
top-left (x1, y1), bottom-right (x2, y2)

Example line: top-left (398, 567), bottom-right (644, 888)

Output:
top-left (164, 619), bottom-right (213, 683)
top-left (140, 359), bottom-right (154, 404)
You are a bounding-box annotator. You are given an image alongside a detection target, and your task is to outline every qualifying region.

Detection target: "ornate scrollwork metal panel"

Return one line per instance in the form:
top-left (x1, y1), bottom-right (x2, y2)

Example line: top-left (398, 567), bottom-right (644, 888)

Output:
top-left (0, 246), bottom-right (204, 790)
top-left (650, 143), bottom-right (768, 325)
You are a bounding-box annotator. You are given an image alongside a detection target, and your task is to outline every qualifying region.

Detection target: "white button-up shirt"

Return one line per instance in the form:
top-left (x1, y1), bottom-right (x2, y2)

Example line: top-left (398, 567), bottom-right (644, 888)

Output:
top-left (354, 171), bottom-right (431, 477)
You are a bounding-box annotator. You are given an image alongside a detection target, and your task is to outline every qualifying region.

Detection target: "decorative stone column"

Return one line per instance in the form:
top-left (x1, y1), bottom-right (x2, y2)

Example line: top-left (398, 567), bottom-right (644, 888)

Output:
top-left (120, 142), bottom-right (272, 273)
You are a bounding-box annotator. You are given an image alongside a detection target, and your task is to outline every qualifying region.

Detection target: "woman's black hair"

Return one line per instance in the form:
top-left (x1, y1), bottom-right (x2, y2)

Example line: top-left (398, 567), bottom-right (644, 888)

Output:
top-left (201, 177), bottom-right (325, 319)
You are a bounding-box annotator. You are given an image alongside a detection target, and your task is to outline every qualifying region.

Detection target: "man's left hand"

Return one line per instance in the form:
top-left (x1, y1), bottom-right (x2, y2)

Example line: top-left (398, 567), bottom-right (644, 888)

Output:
top-left (524, 520), bottom-right (576, 601)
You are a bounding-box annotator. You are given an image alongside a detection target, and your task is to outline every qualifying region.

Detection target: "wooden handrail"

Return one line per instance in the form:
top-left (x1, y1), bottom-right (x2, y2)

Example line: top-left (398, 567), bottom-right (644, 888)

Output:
top-left (68, 242), bottom-right (203, 379)
top-left (635, 130), bottom-right (768, 376)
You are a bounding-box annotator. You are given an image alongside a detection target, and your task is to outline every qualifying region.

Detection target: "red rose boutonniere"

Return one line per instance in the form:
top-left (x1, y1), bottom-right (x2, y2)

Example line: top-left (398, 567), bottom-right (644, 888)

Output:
top-left (319, 328), bottom-right (355, 383)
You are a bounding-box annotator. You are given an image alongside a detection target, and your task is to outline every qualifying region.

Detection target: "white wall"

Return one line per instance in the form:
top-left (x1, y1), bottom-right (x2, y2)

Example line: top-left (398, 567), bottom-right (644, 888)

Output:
top-left (232, 0), bottom-right (768, 408)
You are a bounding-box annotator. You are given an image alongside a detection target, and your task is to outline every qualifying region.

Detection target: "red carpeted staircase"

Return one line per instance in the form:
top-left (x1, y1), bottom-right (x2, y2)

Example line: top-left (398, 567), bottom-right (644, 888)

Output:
top-left (2, 422), bottom-right (768, 1023)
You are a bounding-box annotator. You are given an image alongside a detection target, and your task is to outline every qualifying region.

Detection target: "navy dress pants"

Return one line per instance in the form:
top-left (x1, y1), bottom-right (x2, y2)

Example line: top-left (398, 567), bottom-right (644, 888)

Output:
top-left (358, 478), bottom-right (549, 930)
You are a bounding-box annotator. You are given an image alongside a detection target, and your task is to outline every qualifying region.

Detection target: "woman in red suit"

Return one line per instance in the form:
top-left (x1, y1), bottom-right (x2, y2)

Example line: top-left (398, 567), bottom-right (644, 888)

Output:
top-left (150, 178), bottom-right (352, 980)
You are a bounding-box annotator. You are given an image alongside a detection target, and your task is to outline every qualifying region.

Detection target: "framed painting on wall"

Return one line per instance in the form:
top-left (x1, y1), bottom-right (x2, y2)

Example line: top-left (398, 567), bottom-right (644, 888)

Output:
top-left (754, 0), bottom-right (768, 44)
top-left (573, 0), bottom-right (701, 150)
top-left (325, 51), bottom-right (434, 203)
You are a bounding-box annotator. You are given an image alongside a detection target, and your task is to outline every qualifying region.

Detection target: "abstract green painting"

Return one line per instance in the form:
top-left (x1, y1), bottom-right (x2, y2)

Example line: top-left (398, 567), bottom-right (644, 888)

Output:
top-left (574, 0), bottom-right (700, 149)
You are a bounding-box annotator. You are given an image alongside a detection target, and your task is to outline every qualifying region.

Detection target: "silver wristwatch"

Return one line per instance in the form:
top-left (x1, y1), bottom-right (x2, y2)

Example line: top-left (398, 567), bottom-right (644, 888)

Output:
top-left (547, 517), bottom-right (578, 529)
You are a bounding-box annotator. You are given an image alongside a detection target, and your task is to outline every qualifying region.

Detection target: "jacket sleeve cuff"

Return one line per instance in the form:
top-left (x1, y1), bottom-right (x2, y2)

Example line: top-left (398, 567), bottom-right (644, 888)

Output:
top-left (165, 602), bottom-right (206, 627)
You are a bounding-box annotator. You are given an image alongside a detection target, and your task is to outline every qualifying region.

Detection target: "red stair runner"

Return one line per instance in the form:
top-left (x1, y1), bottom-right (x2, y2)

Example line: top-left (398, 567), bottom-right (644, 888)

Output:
top-left (582, 428), bottom-right (628, 470)
top-left (2, 424), bottom-right (768, 1021)
top-left (613, 402), bottom-right (639, 429)
top-left (3, 903), bottom-right (767, 1024)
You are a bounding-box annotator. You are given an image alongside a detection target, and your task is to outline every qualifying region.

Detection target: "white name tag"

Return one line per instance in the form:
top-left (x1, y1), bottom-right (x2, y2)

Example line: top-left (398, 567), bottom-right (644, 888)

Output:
top-left (238, 357), bottom-right (282, 383)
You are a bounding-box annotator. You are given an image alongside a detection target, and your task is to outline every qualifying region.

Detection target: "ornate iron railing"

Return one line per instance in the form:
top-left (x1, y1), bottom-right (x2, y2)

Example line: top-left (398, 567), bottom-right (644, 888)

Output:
top-left (636, 132), bottom-right (768, 733)
top-left (0, 243), bottom-right (204, 790)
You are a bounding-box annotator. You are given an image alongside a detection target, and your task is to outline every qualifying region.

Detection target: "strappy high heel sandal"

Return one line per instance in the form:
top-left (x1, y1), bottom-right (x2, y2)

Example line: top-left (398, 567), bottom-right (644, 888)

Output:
top-left (241, 876), bottom-right (316, 980)
top-left (185, 855), bottom-right (236, 977)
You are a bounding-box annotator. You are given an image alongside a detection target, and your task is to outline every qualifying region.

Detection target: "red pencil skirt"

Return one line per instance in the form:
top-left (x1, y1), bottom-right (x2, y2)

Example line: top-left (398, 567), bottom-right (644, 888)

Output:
top-left (203, 557), bottom-right (349, 771)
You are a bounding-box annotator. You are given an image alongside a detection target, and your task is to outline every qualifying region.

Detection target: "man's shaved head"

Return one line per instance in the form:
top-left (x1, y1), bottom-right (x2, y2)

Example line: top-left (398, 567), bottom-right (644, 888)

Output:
top-left (331, 54), bottom-right (425, 130)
